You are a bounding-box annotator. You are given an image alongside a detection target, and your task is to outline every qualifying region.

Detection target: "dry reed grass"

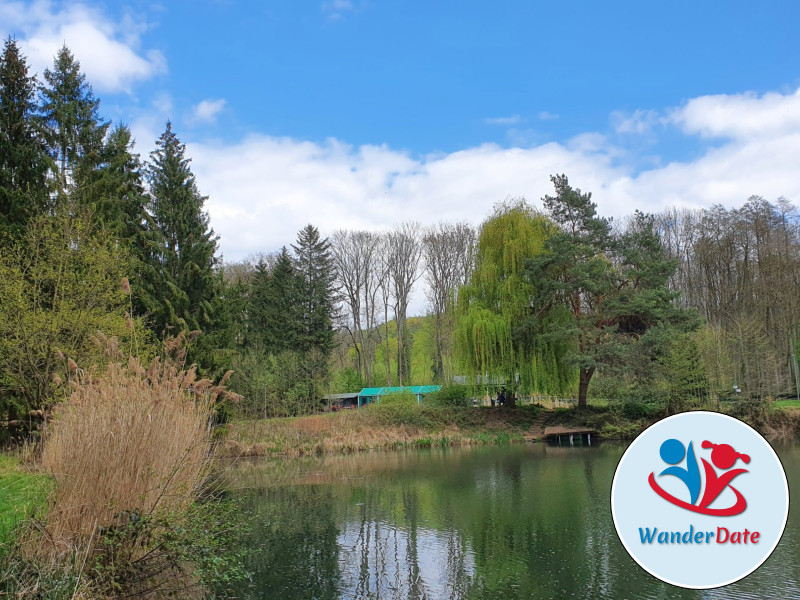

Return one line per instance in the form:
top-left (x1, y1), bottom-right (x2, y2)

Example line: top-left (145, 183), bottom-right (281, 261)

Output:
top-left (32, 334), bottom-right (232, 561)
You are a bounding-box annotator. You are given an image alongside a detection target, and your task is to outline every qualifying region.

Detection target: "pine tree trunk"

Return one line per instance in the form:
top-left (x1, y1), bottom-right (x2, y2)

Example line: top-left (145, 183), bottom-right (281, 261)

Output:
top-left (578, 367), bottom-right (595, 408)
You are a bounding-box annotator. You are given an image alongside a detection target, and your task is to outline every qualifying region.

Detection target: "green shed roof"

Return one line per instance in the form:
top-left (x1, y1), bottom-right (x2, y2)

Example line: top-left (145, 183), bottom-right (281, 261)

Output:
top-left (358, 386), bottom-right (441, 397)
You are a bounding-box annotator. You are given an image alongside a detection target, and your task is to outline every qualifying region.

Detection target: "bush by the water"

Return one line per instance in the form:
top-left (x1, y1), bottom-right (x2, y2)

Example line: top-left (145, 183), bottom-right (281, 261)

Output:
top-left (376, 390), bottom-right (418, 406)
top-left (365, 392), bottom-right (432, 428)
top-left (425, 384), bottom-right (471, 408)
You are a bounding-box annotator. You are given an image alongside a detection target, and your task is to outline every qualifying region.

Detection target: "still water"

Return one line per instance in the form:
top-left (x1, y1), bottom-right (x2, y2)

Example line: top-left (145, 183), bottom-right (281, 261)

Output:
top-left (227, 443), bottom-right (800, 599)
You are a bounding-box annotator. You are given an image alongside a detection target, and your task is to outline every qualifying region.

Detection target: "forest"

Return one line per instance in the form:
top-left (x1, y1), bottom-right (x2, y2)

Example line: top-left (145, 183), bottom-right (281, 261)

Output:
top-left (2, 37), bottom-right (800, 436)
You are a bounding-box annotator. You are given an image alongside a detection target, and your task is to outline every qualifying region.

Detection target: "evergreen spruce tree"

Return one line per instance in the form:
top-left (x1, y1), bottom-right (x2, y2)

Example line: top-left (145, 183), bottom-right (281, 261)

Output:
top-left (0, 37), bottom-right (49, 238)
top-left (247, 256), bottom-right (273, 351)
top-left (39, 45), bottom-right (108, 200)
top-left (259, 247), bottom-right (301, 353)
top-left (291, 224), bottom-right (335, 356)
top-left (142, 122), bottom-right (219, 336)
top-left (90, 124), bottom-right (147, 243)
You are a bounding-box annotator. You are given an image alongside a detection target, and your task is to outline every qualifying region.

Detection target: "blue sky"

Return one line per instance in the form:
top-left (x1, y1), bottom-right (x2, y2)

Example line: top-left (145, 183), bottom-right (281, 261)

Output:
top-left (2, 0), bottom-right (800, 269)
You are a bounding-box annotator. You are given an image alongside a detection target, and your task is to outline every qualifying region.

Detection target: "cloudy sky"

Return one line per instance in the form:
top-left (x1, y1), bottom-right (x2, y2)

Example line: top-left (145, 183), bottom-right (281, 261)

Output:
top-left (2, 0), bottom-right (799, 265)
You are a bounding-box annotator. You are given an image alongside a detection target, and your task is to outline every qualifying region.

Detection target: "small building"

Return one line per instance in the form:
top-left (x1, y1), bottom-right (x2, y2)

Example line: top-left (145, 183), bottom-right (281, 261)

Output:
top-left (322, 392), bottom-right (360, 411)
top-left (357, 385), bottom-right (441, 407)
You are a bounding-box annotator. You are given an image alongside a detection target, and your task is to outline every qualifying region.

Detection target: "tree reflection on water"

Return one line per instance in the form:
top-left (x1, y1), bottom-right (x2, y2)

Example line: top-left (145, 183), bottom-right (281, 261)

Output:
top-left (230, 444), bottom-right (800, 599)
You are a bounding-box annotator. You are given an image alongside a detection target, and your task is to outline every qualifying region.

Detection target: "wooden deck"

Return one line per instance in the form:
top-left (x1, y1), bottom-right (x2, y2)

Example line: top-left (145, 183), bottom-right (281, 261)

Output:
top-left (543, 426), bottom-right (597, 445)
top-left (543, 426), bottom-right (595, 437)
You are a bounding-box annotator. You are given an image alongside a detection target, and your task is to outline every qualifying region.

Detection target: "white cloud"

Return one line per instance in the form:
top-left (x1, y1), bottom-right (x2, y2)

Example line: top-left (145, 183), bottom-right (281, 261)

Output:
top-left (185, 86), bottom-right (800, 272)
top-left (611, 108), bottom-right (662, 134)
top-left (537, 111), bottom-right (559, 121)
top-left (669, 88), bottom-right (800, 140)
top-left (484, 114), bottom-right (523, 125)
top-left (322, 0), bottom-right (354, 20)
top-left (189, 134), bottom-right (624, 264)
top-left (0, 0), bottom-right (166, 93)
top-left (173, 85), bottom-right (800, 315)
top-left (189, 98), bottom-right (226, 125)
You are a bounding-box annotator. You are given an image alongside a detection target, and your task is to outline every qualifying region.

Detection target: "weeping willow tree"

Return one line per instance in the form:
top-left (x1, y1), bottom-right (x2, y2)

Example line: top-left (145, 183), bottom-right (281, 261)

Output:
top-left (454, 199), bottom-right (575, 401)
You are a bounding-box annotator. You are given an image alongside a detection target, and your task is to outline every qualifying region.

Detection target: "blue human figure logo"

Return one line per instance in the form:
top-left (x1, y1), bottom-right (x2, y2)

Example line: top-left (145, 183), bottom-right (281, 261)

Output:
top-left (659, 438), bottom-right (701, 505)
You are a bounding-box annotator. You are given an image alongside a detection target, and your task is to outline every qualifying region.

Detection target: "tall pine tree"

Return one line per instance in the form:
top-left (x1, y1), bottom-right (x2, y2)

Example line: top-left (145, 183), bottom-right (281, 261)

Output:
top-left (141, 122), bottom-right (218, 336)
top-left (526, 175), bottom-right (695, 407)
top-left (247, 256), bottom-right (272, 350)
top-left (291, 224), bottom-right (335, 356)
top-left (258, 247), bottom-right (302, 353)
top-left (89, 123), bottom-right (147, 244)
top-left (0, 37), bottom-right (49, 238)
top-left (39, 45), bottom-right (108, 201)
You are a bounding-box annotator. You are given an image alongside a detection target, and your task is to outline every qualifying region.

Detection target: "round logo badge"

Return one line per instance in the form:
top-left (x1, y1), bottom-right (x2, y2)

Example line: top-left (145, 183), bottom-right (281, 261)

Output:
top-left (611, 411), bottom-right (789, 589)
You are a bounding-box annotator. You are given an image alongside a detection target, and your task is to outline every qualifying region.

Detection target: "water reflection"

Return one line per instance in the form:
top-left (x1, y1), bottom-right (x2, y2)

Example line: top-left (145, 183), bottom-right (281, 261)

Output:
top-left (230, 443), bottom-right (800, 599)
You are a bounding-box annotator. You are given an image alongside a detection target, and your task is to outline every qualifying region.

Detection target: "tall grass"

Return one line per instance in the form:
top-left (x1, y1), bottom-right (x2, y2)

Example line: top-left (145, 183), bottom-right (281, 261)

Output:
top-left (39, 354), bottom-right (218, 552)
top-left (11, 334), bottom-right (239, 597)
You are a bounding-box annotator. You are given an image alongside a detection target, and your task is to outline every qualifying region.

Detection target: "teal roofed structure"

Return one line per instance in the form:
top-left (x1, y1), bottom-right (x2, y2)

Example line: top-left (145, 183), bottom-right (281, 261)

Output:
top-left (357, 385), bottom-right (441, 407)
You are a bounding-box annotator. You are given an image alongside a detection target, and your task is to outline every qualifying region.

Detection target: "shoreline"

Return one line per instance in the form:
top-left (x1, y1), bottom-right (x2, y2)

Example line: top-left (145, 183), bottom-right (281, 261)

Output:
top-left (217, 400), bottom-right (800, 459)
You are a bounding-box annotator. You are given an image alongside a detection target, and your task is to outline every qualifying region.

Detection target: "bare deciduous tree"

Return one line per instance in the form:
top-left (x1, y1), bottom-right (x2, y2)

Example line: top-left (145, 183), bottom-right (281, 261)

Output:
top-left (423, 221), bottom-right (476, 383)
top-left (330, 230), bottom-right (383, 385)
top-left (656, 197), bottom-right (800, 399)
top-left (387, 222), bottom-right (423, 385)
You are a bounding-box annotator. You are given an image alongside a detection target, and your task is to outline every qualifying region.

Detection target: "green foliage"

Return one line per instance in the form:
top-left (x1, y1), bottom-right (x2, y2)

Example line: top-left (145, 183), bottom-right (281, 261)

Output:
top-left (1, 498), bottom-right (251, 599)
top-left (0, 210), bottom-right (146, 420)
top-left (226, 226), bottom-right (336, 414)
top-left (366, 403), bottom-right (443, 429)
top-left (425, 384), bottom-right (471, 407)
top-left (330, 367), bottom-right (362, 393)
top-left (455, 198), bottom-right (573, 395)
top-left (255, 247), bottom-right (303, 353)
top-left (0, 455), bottom-right (51, 543)
top-left (85, 123), bottom-right (148, 244)
top-left (0, 37), bottom-right (49, 240)
top-left (138, 122), bottom-right (219, 344)
top-left (377, 390), bottom-right (418, 406)
top-left (88, 499), bottom-right (250, 598)
top-left (292, 224), bottom-right (336, 356)
top-left (527, 177), bottom-right (698, 406)
top-left (230, 348), bottom-right (329, 418)
top-left (364, 315), bottom-right (434, 386)
top-left (0, 546), bottom-right (85, 599)
top-left (39, 45), bottom-right (109, 198)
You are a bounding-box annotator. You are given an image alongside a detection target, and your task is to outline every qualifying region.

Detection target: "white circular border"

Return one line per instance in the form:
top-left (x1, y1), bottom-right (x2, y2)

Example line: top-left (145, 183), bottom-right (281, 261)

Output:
top-left (610, 410), bottom-right (790, 589)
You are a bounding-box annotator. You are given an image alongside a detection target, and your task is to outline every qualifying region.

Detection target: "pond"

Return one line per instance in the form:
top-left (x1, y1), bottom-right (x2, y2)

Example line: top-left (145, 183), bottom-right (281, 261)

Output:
top-left (227, 442), bottom-right (800, 599)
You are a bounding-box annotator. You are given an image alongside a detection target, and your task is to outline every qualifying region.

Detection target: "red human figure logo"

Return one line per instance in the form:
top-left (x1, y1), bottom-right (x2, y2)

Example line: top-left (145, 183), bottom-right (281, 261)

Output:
top-left (698, 441), bottom-right (750, 511)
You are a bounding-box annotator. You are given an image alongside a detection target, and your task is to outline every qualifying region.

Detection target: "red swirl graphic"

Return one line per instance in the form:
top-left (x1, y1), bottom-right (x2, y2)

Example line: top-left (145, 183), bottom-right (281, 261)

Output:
top-left (648, 472), bottom-right (747, 516)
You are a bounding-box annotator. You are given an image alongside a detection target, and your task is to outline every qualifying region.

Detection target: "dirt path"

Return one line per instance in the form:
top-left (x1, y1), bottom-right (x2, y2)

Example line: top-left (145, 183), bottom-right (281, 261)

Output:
top-left (524, 409), bottom-right (554, 442)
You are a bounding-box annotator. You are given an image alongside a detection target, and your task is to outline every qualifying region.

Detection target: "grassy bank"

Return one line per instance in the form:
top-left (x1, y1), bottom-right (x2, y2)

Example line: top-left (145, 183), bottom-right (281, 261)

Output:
top-left (543, 397), bottom-right (800, 441)
top-left (0, 455), bottom-right (50, 543)
top-left (220, 404), bottom-right (542, 457)
top-left (221, 397), bottom-right (800, 459)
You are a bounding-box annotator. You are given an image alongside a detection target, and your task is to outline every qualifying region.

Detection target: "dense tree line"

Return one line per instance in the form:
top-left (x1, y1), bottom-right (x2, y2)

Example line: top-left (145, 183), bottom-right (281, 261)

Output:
top-left (657, 199), bottom-right (800, 399)
top-left (0, 38), bottom-right (340, 425)
top-left (227, 226), bottom-right (337, 417)
top-left (330, 182), bottom-right (800, 408)
top-left (0, 39), bottom-right (229, 433)
top-left (329, 221), bottom-right (475, 389)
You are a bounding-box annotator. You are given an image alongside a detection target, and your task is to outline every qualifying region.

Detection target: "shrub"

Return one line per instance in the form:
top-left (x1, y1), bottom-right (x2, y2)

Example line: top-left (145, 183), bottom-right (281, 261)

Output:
top-left (619, 400), bottom-right (651, 420)
top-left (377, 391), bottom-right (418, 406)
top-left (425, 384), bottom-right (471, 408)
